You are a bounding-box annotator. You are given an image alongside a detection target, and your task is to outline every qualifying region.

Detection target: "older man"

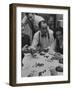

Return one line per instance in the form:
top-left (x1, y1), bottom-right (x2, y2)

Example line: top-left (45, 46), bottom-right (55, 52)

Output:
top-left (22, 13), bottom-right (45, 42)
top-left (30, 19), bottom-right (54, 51)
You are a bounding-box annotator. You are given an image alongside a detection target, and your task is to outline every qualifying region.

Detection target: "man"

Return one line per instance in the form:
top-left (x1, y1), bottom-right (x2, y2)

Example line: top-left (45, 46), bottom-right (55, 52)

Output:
top-left (30, 19), bottom-right (54, 51)
top-left (48, 16), bottom-right (54, 30)
top-left (22, 13), bottom-right (45, 42)
top-left (50, 27), bottom-right (63, 54)
top-left (21, 29), bottom-right (30, 59)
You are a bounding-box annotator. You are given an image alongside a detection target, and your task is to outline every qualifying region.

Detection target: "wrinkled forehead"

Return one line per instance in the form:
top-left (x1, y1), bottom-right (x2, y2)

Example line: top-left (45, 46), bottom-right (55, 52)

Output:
top-left (41, 21), bottom-right (47, 27)
top-left (27, 13), bottom-right (34, 17)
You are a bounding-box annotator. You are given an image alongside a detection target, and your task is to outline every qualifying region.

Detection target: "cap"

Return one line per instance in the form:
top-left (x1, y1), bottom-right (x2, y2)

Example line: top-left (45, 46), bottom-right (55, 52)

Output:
top-left (34, 15), bottom-right (45, 25)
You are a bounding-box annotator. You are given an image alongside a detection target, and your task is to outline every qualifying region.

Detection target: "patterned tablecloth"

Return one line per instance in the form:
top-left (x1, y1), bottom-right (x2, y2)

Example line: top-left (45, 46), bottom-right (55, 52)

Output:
top-left (22, 52), bottom-right (63, 77)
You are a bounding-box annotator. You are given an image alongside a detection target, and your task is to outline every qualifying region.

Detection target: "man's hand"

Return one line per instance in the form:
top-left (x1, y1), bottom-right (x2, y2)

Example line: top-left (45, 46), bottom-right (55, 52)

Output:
top-left (22, 44), bottom-right (28, 52)
top-left (48, 48), bottom-right (56, 55)
top-left (43, 48), bottom-right (49, 52)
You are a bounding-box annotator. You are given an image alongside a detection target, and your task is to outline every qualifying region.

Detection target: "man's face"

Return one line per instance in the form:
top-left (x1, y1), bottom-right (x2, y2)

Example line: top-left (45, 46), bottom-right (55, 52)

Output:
top-left (27, 13), bottom-right (34, 22)
top-left (56, 31), bottom-right (63, 40)
top-left (22, 29), bottom-right (25, 36)
top-left (40, 21), bottom-right (47, 34)
top-left (48, 17), bottom-right (54, 29)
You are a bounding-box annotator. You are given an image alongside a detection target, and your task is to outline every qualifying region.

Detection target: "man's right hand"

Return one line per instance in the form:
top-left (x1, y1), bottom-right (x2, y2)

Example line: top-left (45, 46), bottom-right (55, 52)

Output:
top-left (22, 44), bottom-right (28, 52)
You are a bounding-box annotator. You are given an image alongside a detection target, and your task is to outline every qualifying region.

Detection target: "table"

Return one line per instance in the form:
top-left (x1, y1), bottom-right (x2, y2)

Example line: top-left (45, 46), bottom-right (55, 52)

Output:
top-left (22, 52), bottom-right (63, 77)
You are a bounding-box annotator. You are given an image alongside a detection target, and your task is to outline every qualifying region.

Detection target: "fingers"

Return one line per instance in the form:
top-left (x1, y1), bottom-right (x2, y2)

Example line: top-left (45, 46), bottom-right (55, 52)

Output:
top-left (22, 44), bottom-right (29, 51)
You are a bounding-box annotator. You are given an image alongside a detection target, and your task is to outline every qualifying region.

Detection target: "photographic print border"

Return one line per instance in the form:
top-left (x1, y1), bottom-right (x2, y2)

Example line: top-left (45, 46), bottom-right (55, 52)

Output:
top-left (9, 3), bottom-right (70, 86)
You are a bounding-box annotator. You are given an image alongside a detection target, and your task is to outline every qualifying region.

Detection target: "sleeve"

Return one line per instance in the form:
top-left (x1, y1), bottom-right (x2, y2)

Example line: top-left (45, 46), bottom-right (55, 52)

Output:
top-left (30, 32), bottom-right (39, 49)
top-left (48, 39), bottom-right (56, 55)
top-left (47, 28), bottom-right (54, 49)
top-left (50, 39), bottom-right (56, 51)
top-left (21, 16), bottom-right (27, 24)
top-left (50, 31), bottom-right (54, 44)
top-left (21, 16), bottom-right (28, 28)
